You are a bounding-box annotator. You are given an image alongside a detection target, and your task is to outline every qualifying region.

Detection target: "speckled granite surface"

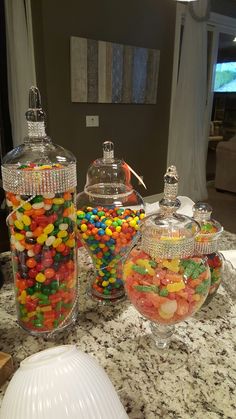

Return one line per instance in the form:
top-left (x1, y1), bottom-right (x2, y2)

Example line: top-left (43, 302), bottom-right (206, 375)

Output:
top-left (0, 231), bottom-right (236, 419)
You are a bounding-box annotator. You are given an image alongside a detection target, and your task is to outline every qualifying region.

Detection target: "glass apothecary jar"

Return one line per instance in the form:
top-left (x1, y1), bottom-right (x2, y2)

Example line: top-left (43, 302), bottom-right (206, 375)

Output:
top-left (76, 141), bottom-right (144, 303)
top-left (123, 166), bottom-right (211, 348)
top-left (1, 87), bottom-right (78, 336)
top-left (193, 202), bottom-right (223, 305)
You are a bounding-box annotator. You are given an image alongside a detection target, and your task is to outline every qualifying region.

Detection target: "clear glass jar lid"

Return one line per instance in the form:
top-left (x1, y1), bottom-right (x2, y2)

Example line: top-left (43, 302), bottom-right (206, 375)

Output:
top-left (140, 166), bottom-right (200, 259)
top-left (84, 141), bottom-right (133, 199)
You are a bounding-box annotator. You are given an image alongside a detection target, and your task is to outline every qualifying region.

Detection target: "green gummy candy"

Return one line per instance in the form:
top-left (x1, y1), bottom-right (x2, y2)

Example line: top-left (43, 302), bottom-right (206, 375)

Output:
top-left (159, 288), bottom-right (169, 297)
top-left (135, 285), bottom-right (159, 293)
top-left (132, 265), bottom-right (147, 275)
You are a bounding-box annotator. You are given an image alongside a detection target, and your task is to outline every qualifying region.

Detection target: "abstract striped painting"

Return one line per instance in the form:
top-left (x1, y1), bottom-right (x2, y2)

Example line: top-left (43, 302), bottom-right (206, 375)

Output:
top-left (70, 37), bottom-right (160, 104)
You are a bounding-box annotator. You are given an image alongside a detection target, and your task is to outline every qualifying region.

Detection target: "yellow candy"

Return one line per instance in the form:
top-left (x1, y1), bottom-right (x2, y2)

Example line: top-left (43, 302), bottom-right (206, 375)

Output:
top-left (129, 219), bottom-right (136, 227)
top-left (99, 243), bottom-right (105, 248)
top-left (15, 233), bottom-right (24, 241)
top-left (82, 233), bottom-right (88, 240)
top-left (136, 259), bottom-right (155, 276)
top-left (134, 216), bottom-right (139, 222)
top-left (40, 305), bottom-right (53, 312)
top-left (66, 238), bottom-right (75, 248)
top-left (14, 220), bottom-right (24, 230)
top-left (98, 270), bottom-right (105, 277)
top-left (36, 273), bottom-right (46, 283)
top-left (53, 238), bottom-right (62, 248)
top-left (28, 311), bottom-right (36, 318)
top-left (123, 261), bottom-right (133, 278)
top-left (53, 198), bottom-right (64, 205)
top-left (158, 309), bottom-right (174, 320)
top-left (162, 259), bottom-right (180, 273)
top-left (37, 234), bottom-right (48, 244)
top-left (140, 213), bottom-right (145, 220)
top-left (110, 269), bottom-right (116, 274)
top-left (105, 228), bottom-right (112, 236)
top-left (18, 290), bottom-right (27, 304)
top-left (77, 210), bottom-right (84, 216)
top-left (166, 281), bottom-right (185, 292)
top-left (57, 230), bottom-right (68, 238)
top-left (105, 220), bottom-right (112, 226)
top-left (21, 316), bottom-right (29, 323)
top-left (43, 223), bottom-right (54, 235)
top-left (81, 224), bottom-right (87, 232)
top-left (135, 225), bottom-right (140, 231)
top-left (22, 202), bottom-right (32, 211)
top-left (22, 215), bottom-right (31, 226)
top-left (116, 226), bottom-right (121, 233)
top-left (109, 277), bottom-right (116, 283)
top-left (102, 280), bottom-right (109, 287)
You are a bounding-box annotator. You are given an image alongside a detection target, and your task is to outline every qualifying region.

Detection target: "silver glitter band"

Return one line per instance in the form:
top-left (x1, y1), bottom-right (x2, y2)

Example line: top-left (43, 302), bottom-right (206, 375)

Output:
top-left (141, 235), bottom-right (195, 259)
top-left (1, 163), bottom-right (77, 194)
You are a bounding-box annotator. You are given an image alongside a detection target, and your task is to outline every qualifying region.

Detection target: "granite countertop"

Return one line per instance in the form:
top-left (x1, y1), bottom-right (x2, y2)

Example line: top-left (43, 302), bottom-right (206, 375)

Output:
top-left (0, 231), bottom-right (236, 419)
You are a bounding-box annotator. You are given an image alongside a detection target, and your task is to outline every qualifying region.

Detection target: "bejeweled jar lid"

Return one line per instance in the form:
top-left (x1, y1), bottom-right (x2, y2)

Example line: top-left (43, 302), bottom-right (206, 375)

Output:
top-left (193, 202), bottom-right (223, 254)
top-left (140, 166), bottom-right (200, 259)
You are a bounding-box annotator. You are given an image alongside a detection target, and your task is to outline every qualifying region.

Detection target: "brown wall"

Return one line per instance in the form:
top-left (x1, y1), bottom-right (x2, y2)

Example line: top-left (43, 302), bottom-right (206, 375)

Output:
top-left (31, 0), bottom-right (177, 196)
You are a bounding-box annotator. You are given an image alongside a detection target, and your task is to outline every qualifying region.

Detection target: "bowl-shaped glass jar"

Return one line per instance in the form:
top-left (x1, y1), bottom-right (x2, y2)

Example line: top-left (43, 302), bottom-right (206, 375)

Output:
top-left (77, 141), bottom-right (144, 303)
top-left (123, 166), bottom-right (211, 348)
top-left (1, 87), bottom-right (78, 336)
top-left (193, 202), bottom-right (223, 304)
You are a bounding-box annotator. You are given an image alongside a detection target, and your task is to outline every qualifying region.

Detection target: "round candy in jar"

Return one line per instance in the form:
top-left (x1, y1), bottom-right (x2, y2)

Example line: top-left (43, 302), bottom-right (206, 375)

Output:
top-left (77, 141), bottom-right (144, 303)
top-left (123, 166), bottom-right (211, 348)
top-left (1, 87), bottom-right (78, 336)
top-left (193, 202), bottom-right (223, 305)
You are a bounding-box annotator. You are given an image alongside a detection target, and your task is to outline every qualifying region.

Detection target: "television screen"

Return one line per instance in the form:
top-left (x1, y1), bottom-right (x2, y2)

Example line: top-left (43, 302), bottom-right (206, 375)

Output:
top-left (214, 62), bottom-right (236, 92)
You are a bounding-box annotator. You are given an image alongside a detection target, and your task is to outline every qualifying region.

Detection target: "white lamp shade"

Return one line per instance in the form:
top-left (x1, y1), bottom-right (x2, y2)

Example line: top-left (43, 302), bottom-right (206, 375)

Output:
top-left (0, 345), bottom-right (128, 419)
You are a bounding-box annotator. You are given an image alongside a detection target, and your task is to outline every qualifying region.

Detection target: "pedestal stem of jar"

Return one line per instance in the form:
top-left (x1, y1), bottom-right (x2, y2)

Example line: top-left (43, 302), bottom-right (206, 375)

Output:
top-left (150, 323), bottom-right (175, 349)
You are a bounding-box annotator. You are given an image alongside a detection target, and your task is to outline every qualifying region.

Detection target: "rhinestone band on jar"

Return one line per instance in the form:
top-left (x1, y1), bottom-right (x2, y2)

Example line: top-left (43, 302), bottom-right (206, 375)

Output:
top-left (2, 163), bottom-right (77, 195)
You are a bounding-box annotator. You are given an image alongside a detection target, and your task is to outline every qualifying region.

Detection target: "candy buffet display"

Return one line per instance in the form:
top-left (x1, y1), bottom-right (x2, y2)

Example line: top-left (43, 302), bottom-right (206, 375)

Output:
top-left (1, 87), bottom-right (77, 336)
top-left (123, 166), bottom-right (211, 348)
top-left (77, 141), bottom-right (144, 302)
top-left (193, 202), bottom-right (223, 304)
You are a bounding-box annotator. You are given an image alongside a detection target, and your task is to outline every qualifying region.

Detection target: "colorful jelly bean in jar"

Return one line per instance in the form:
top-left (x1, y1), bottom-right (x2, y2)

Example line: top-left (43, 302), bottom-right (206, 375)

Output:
top-left (77, 141), bottom-right (144, 303)
top-left (1, 87), bottom-right (78, 336)
top-left (193, 202), bottom-right (223, 305)
top-left (123, 166), bottom-right (211, 349)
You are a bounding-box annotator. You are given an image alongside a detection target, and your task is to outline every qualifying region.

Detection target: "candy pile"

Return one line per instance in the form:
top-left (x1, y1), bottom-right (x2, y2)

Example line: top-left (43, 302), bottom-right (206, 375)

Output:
top-left (195, 222), bottom-right (218, 241)
top-left (6, 165), bottom-right (77, 332)
top-left (205, 253), bottom-right (222, 298)
top-left (77, 206), bottom-right (145, 300)
top-left (123, 249), bottom-right (210, 324)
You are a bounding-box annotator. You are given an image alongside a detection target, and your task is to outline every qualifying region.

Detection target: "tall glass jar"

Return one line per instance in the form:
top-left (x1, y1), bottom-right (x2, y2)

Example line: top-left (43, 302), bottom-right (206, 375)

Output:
top-left (77, 141), bottom-right (144, 303)
top-left (193, 202), bottom-right (223, 305)
top-left (123, 166), bottom-right (211, 348)
top-left (1, 87), bottom-right (78, 336)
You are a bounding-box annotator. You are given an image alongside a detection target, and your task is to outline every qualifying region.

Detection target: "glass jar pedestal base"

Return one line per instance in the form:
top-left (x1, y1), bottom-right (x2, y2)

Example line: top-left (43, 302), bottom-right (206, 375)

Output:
top-left (150, 323), bottom-right (175, 350)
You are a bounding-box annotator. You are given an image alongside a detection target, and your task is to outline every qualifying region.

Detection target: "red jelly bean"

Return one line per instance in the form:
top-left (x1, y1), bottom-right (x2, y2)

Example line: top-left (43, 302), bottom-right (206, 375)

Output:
top-left (44, 268), bottom-right (55, 279)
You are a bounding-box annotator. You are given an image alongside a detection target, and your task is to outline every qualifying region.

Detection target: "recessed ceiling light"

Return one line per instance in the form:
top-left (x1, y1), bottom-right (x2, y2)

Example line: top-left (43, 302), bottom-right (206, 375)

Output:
top-left (233, 37), bottom-right (236, 43)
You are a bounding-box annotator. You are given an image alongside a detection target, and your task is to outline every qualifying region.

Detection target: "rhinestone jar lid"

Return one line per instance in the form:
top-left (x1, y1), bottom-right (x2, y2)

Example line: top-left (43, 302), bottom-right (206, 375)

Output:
top-left (140, 166), bottom-right (200, 259)
top-left (193, 202), bottom-right (223, 255)
top-left (1, 87), bottom-right (77, 195)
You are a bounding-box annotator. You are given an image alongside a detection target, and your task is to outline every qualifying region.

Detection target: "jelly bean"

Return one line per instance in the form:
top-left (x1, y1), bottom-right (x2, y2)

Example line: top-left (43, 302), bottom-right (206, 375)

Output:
top-left (35, 273), bottom-right (46, 283)
top-left (37, 234), bottom-right (48, 244)
top-left (43, 224), bottom-right (54, 235)
top-left (6, 179), bottom-right (77, 333)
top-left (26, 258), bottom-right (37, 269)
top-left (22, 215), bottom-right (31, 226)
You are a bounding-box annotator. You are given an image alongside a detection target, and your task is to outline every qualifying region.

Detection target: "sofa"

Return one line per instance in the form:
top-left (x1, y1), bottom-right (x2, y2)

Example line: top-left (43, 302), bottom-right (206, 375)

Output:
top-left (215, 135), bottom-right (236, 193)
